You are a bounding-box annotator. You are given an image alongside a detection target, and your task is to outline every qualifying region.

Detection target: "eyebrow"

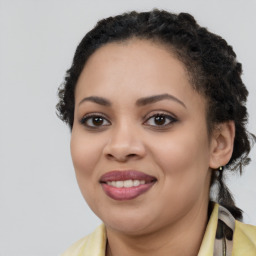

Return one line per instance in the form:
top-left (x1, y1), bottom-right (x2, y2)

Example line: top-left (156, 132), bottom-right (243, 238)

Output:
top-left (136, 93), bottom-right (186, 108)
top-left (78, 93), bottom-right (186, 108)
top-left (78, 96), bottom-right (111, 106)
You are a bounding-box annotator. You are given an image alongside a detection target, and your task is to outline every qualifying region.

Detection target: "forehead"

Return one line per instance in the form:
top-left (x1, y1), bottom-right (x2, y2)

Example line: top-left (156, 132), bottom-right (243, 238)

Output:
top-left (75, 39), bottom-right (206, 111)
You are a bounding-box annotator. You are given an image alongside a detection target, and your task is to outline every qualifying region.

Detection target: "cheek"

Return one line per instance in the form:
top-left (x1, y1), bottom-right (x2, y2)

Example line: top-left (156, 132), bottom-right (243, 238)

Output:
top-left (150, 127), bottom-right (211, 189)
top-left (149, 132), bottom-right (211, 217)
top-left (70, 131), bottom-right (105, 211)
top-left (156, 132), bottom-right (209, 164)
top-left (70, 131), bottom-right (102, 183)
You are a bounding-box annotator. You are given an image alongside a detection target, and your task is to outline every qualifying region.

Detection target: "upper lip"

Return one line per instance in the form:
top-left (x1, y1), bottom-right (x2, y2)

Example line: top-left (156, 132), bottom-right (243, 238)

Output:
top-left (100, 170), bottom-right (157, 183)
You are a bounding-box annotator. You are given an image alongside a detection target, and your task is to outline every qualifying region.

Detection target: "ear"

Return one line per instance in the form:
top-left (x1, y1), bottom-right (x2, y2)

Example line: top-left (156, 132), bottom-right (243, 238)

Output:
top-left (209, 121), bottom-right (235, 169)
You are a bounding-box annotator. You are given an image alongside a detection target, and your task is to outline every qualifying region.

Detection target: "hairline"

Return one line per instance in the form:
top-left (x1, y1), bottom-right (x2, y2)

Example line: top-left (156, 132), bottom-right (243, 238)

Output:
top-left (73, 36), bottom-right (215, 138)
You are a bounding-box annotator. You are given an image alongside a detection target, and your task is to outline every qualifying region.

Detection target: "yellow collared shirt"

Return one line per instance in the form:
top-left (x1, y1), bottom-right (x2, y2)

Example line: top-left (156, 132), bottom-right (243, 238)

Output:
top-left (61, 204), bottom-right (256, 256)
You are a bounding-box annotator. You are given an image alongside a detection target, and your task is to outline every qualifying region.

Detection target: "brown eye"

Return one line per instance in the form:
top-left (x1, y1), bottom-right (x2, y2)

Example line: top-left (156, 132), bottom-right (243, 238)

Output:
top-left (92, 117), bottom-right (104, 126)
top-left (80, 115), bottom-right (110, 128)
top-left (154, 115), bottom-right (166, 125)
top-left (144, 113), bottom-right (177, 127)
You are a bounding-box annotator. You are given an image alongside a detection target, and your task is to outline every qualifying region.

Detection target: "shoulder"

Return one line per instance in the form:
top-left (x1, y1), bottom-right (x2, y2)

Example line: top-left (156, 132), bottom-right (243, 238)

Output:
top-left (212, 203), bottom-right (256, 255)
top-left (60, 224), bottom-right (107, 256)
top-left (232, 220), bottom-right (256, 256)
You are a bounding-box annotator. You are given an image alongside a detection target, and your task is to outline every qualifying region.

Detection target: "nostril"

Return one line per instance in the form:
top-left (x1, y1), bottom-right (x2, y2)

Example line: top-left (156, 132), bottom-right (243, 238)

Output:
top-left (103, 139), bottom-right (146, 161)
top-left (106, 153), bottom-right (114, 159)
top-left (106, 153), bottom-right (138, 162)
top-left (128, 153), bottom-right (137, 157)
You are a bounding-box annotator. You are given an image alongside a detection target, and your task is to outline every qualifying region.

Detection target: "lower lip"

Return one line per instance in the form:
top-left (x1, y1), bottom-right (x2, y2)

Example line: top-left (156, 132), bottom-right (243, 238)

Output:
top-left (101, 182), bottom-right (155, 201)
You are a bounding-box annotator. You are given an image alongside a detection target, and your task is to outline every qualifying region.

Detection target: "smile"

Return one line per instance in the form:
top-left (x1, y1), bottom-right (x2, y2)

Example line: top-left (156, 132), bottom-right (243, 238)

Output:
top-left (106, 180), bottom-right (146, 188)
top-left (100, 170), bottom-right (157, 201)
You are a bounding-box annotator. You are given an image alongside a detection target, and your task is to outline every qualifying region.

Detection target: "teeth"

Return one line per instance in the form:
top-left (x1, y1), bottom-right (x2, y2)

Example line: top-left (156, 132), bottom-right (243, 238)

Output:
top-left (124, 180), bottom-right (133, 188)
top-left (133, 180), bottom-right (140, 186)
top-left (106, 180), bottom-right (146, 188)
top-left (116, 181), bottom-right (123, 188)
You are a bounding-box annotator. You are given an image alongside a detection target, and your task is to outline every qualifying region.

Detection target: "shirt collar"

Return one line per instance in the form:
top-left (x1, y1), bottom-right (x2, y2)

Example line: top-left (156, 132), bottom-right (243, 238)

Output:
top-left (65, 203), bottom-right (220, 256)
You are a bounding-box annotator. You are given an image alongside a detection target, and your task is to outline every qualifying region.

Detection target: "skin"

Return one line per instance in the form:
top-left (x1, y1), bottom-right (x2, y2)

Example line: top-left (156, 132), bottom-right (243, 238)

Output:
top-left (71, 39), bottom-right (235, 256)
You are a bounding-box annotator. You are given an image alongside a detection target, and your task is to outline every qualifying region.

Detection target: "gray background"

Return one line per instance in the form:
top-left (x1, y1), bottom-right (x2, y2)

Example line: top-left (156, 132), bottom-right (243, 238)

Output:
top-left (0, 0), bottom-right (255, 255)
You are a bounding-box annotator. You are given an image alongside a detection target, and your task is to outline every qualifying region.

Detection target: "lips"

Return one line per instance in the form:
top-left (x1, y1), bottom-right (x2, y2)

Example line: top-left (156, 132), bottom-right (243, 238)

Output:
top-left (100, 170), bottom-right (157, 201)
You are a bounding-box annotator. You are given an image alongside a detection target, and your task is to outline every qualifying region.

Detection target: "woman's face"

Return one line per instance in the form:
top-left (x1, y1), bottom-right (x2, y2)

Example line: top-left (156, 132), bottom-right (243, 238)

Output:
top-left (71, 39), bottom-right (214, 235)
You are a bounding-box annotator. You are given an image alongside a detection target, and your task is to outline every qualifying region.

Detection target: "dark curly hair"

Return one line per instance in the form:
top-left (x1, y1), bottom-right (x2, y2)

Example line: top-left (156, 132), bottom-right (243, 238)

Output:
top-left (57, 10), bottom-right (255, 220)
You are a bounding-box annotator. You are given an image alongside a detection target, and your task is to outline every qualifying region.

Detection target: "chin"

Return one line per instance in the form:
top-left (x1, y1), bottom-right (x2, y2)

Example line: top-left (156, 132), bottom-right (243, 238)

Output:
top-left (105, 218), bottom-right (152, 236)
top-left (96, 206), bottom-right (155, 235)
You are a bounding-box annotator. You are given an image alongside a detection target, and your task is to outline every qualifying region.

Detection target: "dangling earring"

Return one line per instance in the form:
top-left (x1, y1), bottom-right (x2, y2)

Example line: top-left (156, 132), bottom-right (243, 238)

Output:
top-left (219, 166), bottom-right (223, 171)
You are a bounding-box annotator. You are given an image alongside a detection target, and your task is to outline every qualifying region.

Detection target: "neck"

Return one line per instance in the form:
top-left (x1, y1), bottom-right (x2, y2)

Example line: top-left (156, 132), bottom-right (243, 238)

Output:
top-left (106, 200), bottom-right (210, 256)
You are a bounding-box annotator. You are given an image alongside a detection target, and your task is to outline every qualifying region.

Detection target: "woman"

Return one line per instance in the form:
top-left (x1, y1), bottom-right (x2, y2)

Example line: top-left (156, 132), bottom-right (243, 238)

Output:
top-left (57, 10), bottom-right (256, 256)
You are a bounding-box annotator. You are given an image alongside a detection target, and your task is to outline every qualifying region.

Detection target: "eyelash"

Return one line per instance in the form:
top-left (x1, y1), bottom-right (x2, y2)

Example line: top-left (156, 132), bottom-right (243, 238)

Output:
top-left (143, 112), bottom-right (177, 128)
top-left (80, 113), bottom-right (111, 129)
top-left (79, 112), bottom-right (177, 130)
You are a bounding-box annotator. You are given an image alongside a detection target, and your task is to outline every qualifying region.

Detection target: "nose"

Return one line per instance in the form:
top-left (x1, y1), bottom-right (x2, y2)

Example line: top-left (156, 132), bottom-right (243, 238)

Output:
top-left (103, 122), bottom-right (146, 162)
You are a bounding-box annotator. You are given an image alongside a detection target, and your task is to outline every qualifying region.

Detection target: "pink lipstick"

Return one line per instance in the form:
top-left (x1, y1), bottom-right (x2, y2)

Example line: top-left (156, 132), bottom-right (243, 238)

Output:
top-left (100, 170), bottom-right (156, 201)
